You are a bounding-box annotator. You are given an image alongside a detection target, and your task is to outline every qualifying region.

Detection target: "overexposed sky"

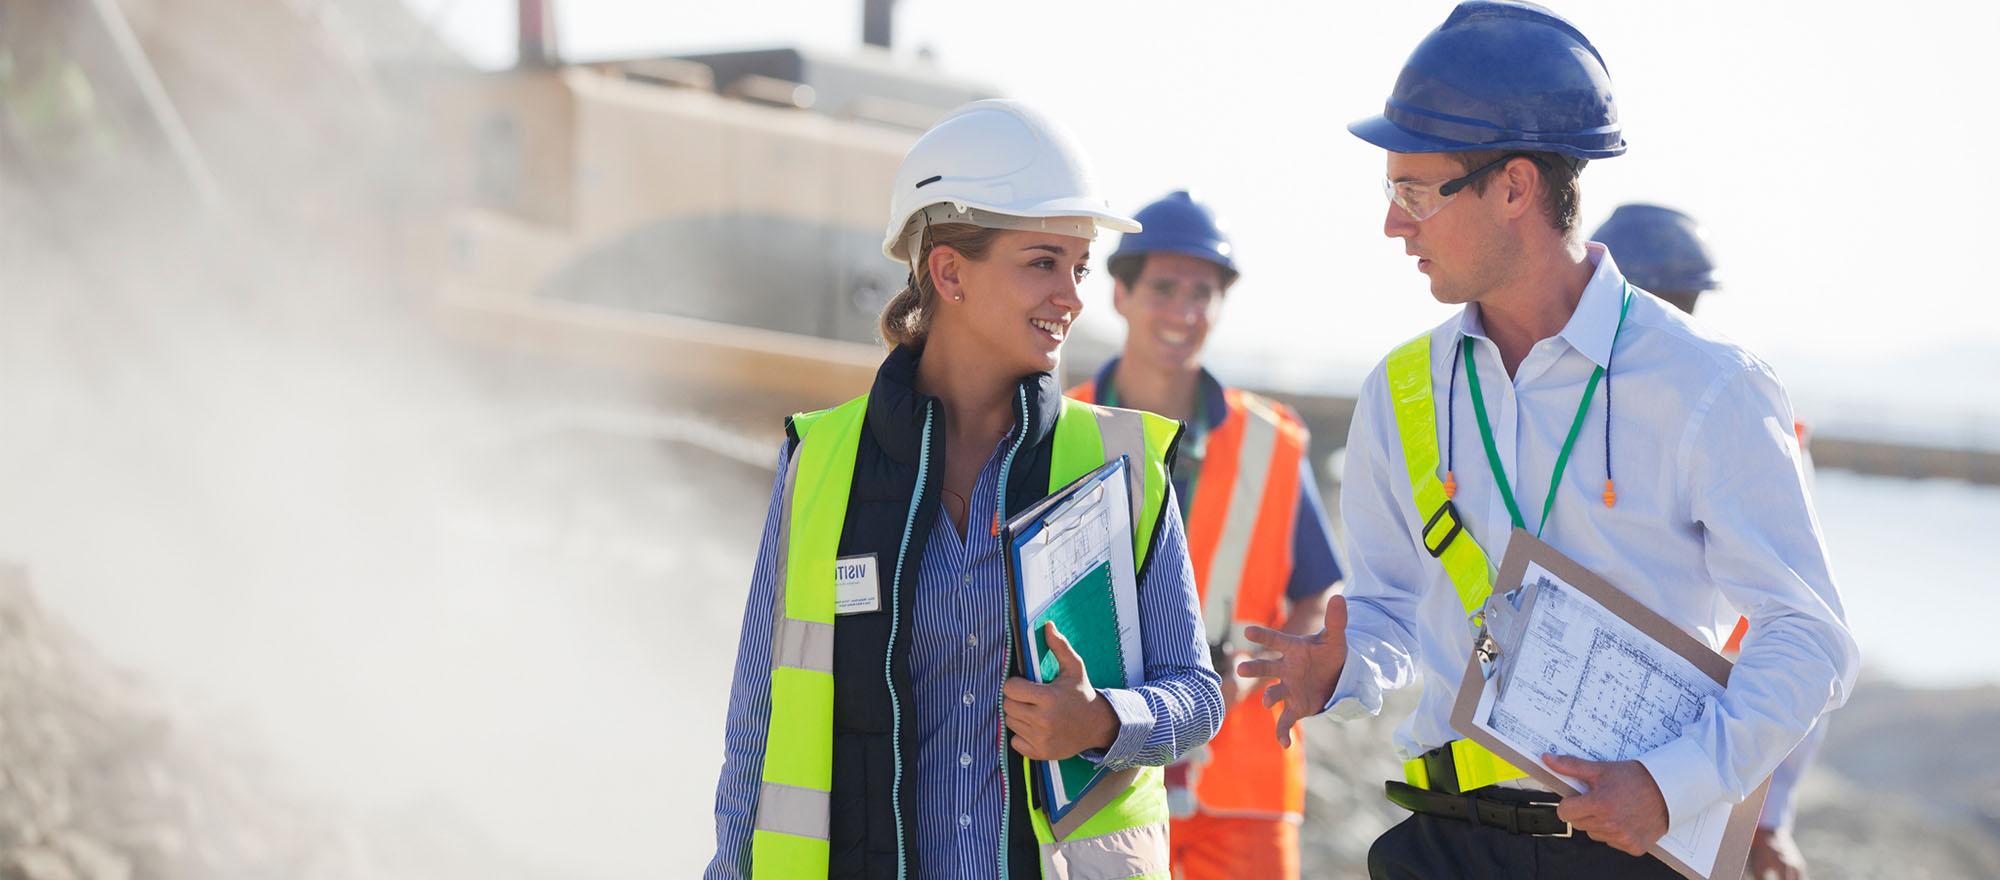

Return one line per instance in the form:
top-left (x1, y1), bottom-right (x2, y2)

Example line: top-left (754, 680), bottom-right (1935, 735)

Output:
top-left (404, 0), bottom-right (2000, 423)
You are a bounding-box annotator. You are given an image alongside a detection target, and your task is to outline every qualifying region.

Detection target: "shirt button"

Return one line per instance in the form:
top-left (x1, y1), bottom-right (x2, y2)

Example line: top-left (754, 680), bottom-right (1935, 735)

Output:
top-left (962, 572), bottom-right (972, 585)
top-left (962, 692), bottom-right (974, 706)
top-left (959, 752), bottom-right (972, 768)
top-left (966, 633), bottom-right (979, 647)
top-left (959, 813), bottom-right (972, 828)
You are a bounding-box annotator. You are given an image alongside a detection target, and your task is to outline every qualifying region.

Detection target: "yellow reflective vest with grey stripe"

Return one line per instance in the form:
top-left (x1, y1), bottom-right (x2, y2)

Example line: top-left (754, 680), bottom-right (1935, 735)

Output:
top-left (1384, 334), bottom-right (1527, 794)
top-left (751, 393), bottom-right (1179, 878)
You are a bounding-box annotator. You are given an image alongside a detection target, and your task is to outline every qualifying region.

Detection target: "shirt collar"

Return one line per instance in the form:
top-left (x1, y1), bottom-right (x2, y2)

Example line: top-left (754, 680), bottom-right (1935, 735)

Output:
top-left (1457, 243), bottom-right (1629, 370)
top-left (1092, 357), bottom-right (1228, 431)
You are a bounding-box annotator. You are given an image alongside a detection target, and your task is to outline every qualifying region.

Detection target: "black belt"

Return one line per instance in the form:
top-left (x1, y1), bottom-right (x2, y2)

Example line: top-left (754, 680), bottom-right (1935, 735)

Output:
top-left (1384, 780), bottom-right (1578, 838)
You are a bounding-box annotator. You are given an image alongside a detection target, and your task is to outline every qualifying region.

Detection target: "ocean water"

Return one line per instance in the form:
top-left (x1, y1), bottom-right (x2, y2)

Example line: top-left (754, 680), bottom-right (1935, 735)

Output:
top-left (1809, 470), bottom-right (1994, 687)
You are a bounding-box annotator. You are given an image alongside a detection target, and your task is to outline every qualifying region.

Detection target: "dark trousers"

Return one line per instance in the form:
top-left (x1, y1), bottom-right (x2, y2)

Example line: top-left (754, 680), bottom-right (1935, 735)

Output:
top-left (1368, 809), bottom-right (1684, 879)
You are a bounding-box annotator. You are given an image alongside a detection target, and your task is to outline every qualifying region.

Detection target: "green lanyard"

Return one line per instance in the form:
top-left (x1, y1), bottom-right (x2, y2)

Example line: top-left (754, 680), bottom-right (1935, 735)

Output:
top-left (1461, 288), bottom-right (1632, 537)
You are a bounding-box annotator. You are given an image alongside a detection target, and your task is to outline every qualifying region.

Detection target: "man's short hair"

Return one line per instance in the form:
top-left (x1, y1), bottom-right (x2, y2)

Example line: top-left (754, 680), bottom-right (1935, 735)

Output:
top-left (1451, 150), bottom-right (1583, 236)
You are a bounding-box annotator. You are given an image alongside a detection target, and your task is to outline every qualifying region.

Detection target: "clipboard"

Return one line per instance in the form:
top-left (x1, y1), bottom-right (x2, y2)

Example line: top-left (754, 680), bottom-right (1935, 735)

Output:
top-left (1001, 456), bottom-right (1145, 828)
top-left (1449, 529), bottom-right (1768, 880)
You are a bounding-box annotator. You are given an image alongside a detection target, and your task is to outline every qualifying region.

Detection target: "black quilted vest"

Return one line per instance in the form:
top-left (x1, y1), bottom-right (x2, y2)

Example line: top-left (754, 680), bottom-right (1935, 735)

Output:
top-left (788, 343), bottom-right (1184, 877)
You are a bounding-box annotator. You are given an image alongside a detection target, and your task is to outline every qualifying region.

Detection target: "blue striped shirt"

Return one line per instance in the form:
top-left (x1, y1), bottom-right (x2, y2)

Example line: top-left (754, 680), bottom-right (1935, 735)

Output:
top-left (708, 431), bottom-right (1222, 879)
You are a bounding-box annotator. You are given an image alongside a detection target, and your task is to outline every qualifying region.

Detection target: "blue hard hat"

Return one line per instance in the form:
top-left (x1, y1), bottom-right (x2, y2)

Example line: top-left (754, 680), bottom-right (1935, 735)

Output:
top-left (1349, 1), bottom-right (1625, 160)
top-left (1108, 190), bottom-right (1238, 285)
top-left (1591, 204), bottom-right (1719, 294)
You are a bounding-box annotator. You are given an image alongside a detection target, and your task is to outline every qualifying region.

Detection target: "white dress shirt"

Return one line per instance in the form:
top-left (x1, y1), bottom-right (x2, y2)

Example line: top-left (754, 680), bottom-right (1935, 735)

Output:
top-left (1325, 244), bottom-right (1859, 835)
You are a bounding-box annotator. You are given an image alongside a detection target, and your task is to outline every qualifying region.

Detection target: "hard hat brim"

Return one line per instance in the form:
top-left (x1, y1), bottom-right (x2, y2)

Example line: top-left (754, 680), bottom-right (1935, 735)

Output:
top-left (1348, 113), bottom-right (1628, 159)
top-left (1347, 114), bottom-right (1487, 154)
top-left (881, 199), bottom-right (1141, 262)
top-left (1021, 197), bottom-right (1142, 234)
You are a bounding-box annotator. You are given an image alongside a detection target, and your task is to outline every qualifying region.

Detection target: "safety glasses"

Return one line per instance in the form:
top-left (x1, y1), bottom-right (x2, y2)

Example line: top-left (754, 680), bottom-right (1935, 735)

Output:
top-left (1381, 153), bottom-right (1550, 222)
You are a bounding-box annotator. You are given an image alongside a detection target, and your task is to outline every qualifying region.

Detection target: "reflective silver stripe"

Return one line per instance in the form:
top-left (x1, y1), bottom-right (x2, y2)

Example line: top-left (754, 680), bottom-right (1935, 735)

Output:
top-left (756, 437), bottom-right (834, 843)
top-left (1048, 766), bottom-right (1137, 840)
top-left (1201, 403), bottom-right (1280, 646)
top-left (753, 780), bottom-right (831, 841)
top-left (1092, 407), bottom-right (1150, 543)
top-left (774, 618), bottom-right (834, 673)
top-left (769, 438), bottom-right (806, 643)
top-left (1039, 821), bottom-right (1170, 880)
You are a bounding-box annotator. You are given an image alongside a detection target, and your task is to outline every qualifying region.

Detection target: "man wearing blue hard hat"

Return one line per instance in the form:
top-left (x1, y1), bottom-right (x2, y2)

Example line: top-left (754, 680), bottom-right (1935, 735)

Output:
top-left (1595, 203), bottom-right (1821, 880)
top-left (1238, 3), bottom-right (1857, 878)
top-left (1590, 204), bottom-right (1720, 316)
top-left (1068, 191), bottom-right (1344, 880)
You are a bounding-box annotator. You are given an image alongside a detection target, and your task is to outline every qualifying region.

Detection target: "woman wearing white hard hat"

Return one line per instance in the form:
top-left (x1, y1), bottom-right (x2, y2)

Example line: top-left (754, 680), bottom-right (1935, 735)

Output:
top-left (707, 99), bottom-right (1221, 879)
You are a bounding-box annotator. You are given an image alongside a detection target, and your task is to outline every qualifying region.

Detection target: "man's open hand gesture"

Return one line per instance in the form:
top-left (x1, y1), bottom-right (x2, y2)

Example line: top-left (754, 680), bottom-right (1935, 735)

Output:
top-left (1235, 596), bottom-right (1348, 747)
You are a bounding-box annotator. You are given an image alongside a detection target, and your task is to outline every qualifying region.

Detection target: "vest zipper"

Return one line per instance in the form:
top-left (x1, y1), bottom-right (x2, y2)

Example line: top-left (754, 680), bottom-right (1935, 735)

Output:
top-left (886, 400), bottom-right (934, 880)
top-left (994, 385), bottom-right (1029, 878)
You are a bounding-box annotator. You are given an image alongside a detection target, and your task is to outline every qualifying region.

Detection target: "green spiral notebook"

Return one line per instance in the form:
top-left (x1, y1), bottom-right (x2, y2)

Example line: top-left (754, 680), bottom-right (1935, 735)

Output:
top-left (1002, 456), bottom-right (1145, 823)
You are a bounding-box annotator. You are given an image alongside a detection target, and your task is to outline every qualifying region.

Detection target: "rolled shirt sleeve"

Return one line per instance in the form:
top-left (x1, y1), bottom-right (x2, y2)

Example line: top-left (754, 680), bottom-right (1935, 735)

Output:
top-left (1638, 363), bottom-right (1859, 831)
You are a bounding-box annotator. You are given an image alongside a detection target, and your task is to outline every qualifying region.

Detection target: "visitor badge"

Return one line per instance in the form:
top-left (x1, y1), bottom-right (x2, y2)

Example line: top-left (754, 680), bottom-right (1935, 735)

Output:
top-left (835, 554), bottom-right (881, 615)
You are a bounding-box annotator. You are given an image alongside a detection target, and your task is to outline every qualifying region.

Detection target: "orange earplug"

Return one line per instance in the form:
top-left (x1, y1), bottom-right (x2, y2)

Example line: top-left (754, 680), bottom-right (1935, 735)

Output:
top-left (1443, 471), bottom-right (1457, 499)
top-left (1602, 479), bottom-right (1617, 508)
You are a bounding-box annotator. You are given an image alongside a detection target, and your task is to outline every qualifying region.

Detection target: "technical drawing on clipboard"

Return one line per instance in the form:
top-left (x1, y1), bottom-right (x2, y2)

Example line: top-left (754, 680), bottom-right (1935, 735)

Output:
top-left (1475, 562), bottom-right (1731, 870)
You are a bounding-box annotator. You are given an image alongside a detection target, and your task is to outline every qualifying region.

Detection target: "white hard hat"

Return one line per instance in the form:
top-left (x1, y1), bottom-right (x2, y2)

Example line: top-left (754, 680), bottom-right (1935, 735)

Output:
top-left (882, 99), bottom-right (1141, 265)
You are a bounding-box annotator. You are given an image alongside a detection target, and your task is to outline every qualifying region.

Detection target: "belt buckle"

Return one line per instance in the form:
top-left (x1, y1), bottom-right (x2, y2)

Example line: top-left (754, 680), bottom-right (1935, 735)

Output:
top-left (1423, 500), bottom-right (1463, 558)
top-left (1535, 805), bottom-right (1574, 838)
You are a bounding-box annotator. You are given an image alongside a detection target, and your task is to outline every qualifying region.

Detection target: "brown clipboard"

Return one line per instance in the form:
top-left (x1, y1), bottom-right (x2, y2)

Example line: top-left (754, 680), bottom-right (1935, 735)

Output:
top-left (1449, 529), bottom-right (1769, 880)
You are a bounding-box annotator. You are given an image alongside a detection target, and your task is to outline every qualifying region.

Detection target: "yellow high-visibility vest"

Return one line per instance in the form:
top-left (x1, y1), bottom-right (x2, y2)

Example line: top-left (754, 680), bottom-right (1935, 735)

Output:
top-left (752, 394), bottom-right (1179, 878)
top-left (1384, 334), bottom-right (1528, 794)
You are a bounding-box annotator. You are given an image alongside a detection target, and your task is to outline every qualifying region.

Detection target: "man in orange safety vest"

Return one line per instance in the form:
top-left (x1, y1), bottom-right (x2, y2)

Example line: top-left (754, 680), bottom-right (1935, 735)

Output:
top-left (1069, 191), bottom-right (1345, 880)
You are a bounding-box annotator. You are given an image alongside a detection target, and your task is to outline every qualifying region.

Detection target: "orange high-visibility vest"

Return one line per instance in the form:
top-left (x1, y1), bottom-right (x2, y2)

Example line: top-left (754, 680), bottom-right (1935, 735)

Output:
top-left (1070, 379), bottom-right (1312, 820)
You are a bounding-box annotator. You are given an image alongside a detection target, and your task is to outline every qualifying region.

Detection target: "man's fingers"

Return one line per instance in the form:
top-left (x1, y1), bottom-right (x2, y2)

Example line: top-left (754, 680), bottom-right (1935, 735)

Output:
top-left (1323, 594), bottom-right (1348, 635)
top-left (1554, 793), bottom-right (1600, 826)
top-left (1043, 622), bottom-right (1088, 685)
top-left (1010, 735), bottom-right (1039, 758)
top-left (1262, 681), bottom-right (1287, 710)
top-left (1274, 706), bottom-right (1301, 748)
top-left (1236, 656), bottom-right (1282, 679)
top-left (1542, 753), bottom-right (1602, 784)
top-left (1241, 624), bottom-right (1294, 649)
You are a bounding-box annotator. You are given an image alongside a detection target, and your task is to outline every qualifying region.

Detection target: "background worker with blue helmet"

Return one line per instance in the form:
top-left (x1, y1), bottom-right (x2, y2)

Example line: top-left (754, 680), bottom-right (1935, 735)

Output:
top-left (1067, 191), bottom-right (1345, 880)
top-left (1594, 203), bottom-right (1823, 880)
top-left (1236, 3), bottom-right (1858, 878)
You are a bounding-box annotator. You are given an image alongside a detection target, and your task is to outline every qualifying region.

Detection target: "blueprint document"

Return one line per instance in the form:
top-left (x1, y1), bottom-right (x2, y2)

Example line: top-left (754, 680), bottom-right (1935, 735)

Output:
top-left (1472, 561), bottom-right (1731, 873)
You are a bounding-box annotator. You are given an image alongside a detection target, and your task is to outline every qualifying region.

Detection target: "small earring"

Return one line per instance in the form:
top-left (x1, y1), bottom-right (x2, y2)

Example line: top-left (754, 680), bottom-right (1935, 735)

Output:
top-left (953, 293), bottom-right (963, 301)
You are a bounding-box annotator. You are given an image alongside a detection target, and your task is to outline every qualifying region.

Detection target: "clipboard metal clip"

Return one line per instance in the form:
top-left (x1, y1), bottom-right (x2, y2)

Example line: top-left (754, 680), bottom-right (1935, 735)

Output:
top-left (1471, 589), bottom-right (1521, 681)
top-left (1473, 627), bottom-right (1502, 681)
